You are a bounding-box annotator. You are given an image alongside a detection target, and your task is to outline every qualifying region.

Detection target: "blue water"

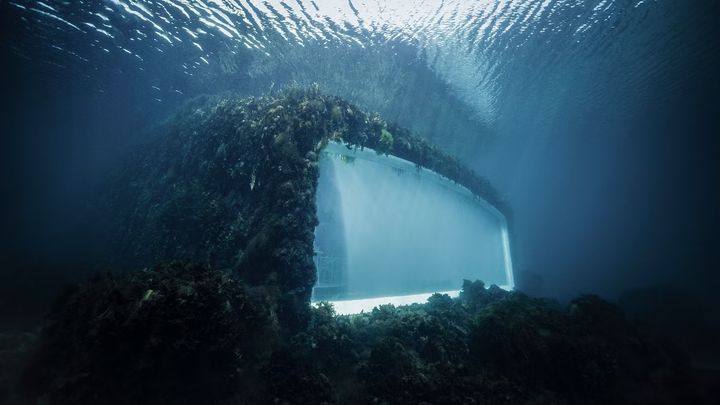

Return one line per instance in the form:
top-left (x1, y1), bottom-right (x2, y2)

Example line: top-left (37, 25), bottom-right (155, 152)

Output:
top-left (1, 0), bottom-right (718, 303)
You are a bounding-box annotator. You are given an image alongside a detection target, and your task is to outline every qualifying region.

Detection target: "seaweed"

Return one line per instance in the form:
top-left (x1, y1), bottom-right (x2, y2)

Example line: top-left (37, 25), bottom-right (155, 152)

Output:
top-left (19, 263), bottom-right (278, 405)
top-left (378, 127), bottom-right (394, 154)
top-left (19, 267), bottom-right (701, 404)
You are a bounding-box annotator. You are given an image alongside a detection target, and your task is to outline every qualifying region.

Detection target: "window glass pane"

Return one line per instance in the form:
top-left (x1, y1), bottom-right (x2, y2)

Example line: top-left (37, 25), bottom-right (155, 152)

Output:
top-left (313, 143), bottom-right (513, 306)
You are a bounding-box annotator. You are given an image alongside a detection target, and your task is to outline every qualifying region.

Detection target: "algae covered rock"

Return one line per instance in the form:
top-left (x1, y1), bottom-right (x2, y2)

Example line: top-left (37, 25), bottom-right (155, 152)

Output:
top-left (16, 88), bottom-right (701, 404)
top-left (20, 263), bottom-right (278, 405)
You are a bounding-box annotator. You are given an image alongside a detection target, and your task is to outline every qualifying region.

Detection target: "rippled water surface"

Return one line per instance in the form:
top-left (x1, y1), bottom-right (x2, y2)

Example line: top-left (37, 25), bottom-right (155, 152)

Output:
top-left (1, 0), bottom-right (718, 299)
top-left (5, 0), bottom-right (712, 120)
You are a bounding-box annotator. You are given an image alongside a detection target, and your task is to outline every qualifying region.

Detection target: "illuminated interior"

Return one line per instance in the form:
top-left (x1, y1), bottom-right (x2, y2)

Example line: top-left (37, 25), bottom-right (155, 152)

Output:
top-left (313, 142), bottom-right (514, 314)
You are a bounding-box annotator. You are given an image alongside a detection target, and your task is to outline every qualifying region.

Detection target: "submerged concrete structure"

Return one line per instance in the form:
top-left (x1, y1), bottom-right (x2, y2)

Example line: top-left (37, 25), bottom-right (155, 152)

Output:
top-left (103, 87), bottom-right (511, 325)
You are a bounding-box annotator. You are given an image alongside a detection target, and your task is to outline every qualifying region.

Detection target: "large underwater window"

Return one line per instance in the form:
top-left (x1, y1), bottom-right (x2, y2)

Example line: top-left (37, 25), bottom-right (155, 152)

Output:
top-left (313, 142), bottom-right (514, 313)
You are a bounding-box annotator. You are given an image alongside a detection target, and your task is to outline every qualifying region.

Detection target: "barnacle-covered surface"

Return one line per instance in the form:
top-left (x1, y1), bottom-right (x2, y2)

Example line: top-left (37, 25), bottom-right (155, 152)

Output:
top-left (101, 86), bottom-right (506, 327)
